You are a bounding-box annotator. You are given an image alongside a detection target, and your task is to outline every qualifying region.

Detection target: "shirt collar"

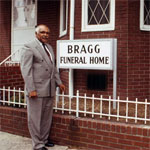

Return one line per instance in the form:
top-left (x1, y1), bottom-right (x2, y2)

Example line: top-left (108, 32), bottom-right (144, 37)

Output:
top-left (35, 38), bottom-right (43, 46)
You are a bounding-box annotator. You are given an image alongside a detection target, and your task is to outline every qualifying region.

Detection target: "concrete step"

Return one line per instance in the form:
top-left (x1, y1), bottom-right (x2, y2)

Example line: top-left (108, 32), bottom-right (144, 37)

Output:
top-left (0, 131), bottom-right (80, 150)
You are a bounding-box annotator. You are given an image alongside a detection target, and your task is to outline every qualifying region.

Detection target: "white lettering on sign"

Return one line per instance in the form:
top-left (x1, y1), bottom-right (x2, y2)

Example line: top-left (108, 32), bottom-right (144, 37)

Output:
top-left (57, 39), bottom-right (116, 70)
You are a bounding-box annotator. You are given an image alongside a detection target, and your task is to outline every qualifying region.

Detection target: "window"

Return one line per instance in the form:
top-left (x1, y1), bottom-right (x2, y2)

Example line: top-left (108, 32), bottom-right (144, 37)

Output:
top-left (140, 0), bottom-right (150, 31)
top-left (12, 0), bottom-right (37, 61)
top-left (82, 0), bottom-right (115, 32)
top-left (13, 0), bottom-right (36, 28)
top-left (59, 0), bottom-right (68, 37)
top-left (87, 74), bottom-right (107, 90)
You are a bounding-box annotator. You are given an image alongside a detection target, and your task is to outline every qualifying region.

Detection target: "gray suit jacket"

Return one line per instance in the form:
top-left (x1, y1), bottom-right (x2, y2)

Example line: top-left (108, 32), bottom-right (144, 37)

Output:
top-left (20, 39), bottom-right (62, 97)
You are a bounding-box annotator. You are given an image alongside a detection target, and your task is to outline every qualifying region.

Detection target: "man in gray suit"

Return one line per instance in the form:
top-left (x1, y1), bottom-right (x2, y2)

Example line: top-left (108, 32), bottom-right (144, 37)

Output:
top-left (20, 24), bottom-right (65, 150)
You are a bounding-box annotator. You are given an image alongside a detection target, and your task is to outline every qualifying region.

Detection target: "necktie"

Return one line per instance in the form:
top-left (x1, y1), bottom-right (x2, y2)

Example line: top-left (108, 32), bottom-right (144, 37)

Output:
top-left (42, 43), bottom-right (52, 62)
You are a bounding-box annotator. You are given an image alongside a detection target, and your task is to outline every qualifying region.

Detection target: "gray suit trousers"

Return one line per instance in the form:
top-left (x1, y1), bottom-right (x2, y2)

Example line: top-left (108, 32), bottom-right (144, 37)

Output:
top-left (26, 96), bottom-right (54, 150)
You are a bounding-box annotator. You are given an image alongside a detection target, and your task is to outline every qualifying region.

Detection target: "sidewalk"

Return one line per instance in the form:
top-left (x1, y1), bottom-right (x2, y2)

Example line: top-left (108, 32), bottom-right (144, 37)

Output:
top-left (0, 131), bottom-right (79, 150)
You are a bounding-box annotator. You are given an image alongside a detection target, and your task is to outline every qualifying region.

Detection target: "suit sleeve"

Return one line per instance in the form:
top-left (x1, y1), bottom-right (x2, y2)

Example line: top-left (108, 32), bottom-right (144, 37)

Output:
top-left (54, 67), bottom-right (62, 86)
top-left (20, 46), bottom-right (36, 93)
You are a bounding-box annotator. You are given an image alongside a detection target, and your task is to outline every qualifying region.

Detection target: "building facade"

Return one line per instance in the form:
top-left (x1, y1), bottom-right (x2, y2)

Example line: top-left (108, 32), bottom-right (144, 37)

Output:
top-left (0, 0), bottom-right (150, 100)
top-left (0, 0), bottom-right (150, 149)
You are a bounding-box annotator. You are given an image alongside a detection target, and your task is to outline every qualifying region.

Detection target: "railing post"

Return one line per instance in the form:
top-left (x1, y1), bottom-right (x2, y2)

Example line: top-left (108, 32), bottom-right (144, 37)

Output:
top-left (135, 98), bottom-right (138, 123)
top-left (76, 90), bottom-right (79, 117)
top-left (100, 95), bottom-right (103, 118)
top-left (84, 93), bottom-right (87, 117)
top-left (145, 99), bottom-right (147, 124)
top-left (117, 96), bottom-right (120, 121)
top-left (108, 96), bottom-right (111, 120)
top-left (24, 89), bottom-right (26, 108)
top-left (69, 96), bottom-right (72, 114)
top-left (92, 94), bottom-right (94, 118)
top-left (56, 87), bottom-right (59, 103)
top-left (126, 97), bottom-right (128, 123)
top-left (55, 87), bottom-right (59, 112)
top-left (13, 87), bottom-right (16, 107)
top-left (19, 88), bottom-right (21, 107)
top-left (3, 86), bottom-right (5, 105)
top-left (62, 91), bottom-right (64, 114)
top-left (8, 87), bottom-right (10, 106)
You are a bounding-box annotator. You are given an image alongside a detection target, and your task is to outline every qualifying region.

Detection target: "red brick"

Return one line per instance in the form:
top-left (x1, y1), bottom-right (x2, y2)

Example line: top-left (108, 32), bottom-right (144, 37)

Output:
top-left (133, 141), bottom-right (150, 148)
top-left (55, 124), bottom-right (67, 130)
top-left (83, 120), bottom-right (88, 128)
top-left (118, 139), bottom-right (133, 145)
top-left (96, 130), bottom-right (109, 136)
top-left (81, 128), bottom-right (95, 134)
top-left (87, 134), bottom-right (102, 141)
top-left (95, 140), bottom-right (109, 148)
top-left (125, 135), bottom-right (142, 141)
top-left (56, 133), bottom-right (68, 139)
top-left (80, 137), bottom-right (95, 144)
top-left (108, 143), bottom-right (123, 149)
top-left (111, 124), bottom-right (116, 132)
top-left (103, 137), bottom-right (118, 143)
top-left (137, 127), bottom-right (143, 135)
top-left (142, 137), bottom-right (150, 143)
top-left (97, 122), bottom-right (102, 130)
top-left (143, 128), bottom-right (148, 136)
top-left (92, 122), bottom-right (97, 129)
top-left (132, 127), bottom-right (137, 135)
top-left (123, 145), bottom-right (141, 150)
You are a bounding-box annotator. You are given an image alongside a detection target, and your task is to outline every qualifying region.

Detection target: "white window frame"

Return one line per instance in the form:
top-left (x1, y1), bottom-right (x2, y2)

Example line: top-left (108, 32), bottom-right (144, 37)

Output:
top-left (140, 0), bottom-right (150, 31)
top-left (59, 0), bottom-right (68, 37)
top-left (82, 0), bottom-right (115, 32)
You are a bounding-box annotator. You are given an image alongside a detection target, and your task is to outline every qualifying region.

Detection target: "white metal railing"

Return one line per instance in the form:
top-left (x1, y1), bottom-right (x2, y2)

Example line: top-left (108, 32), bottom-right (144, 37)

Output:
top-left (0, 86), bottom-right (150, 125)
top-left (0, 49), bottom-right (20, 66)
top-left (0, 86), bottom-right (26, 108)
top-left (55, 88), bottom-right (150, 125)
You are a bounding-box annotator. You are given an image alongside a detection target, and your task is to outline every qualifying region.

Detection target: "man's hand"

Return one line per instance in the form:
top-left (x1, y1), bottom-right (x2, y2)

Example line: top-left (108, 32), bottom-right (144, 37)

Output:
top-left (59, 84), bottom-right (65, 92)
top-left (29, 91), bottom-right (37, 98)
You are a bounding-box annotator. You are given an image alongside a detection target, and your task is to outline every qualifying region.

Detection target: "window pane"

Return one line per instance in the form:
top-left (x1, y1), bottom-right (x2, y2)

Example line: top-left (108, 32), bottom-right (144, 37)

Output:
top-left (88, 0), bottom-right (110, 25)
top-left (144, 0), bottom-right (150, 25)
top-left (13, 0), bottom-right (36, 28)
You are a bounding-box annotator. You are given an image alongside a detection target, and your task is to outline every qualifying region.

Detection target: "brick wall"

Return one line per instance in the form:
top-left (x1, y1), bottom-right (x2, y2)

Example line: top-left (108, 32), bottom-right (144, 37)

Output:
top-left (128, 1), bottom-right (150, 100)
top-left (73, 0), bottom-right (150, 100)
top-left (0, 0), bottom-right (11, 62)
top-left (73, 0), bottom-right (129, 98)
top-left (0, 107), bottom-right (29, 137)
top-left (0, 106), bottom-right (150, 150)
top-left (0, 66), bottom-right (24, 89)
top-left (0, 0), bottom-right (149, 101)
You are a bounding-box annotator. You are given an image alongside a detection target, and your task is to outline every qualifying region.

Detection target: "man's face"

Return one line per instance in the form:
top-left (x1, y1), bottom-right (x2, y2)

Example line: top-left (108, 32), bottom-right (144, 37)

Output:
top-left (36, 26), bottom-right (50, 44)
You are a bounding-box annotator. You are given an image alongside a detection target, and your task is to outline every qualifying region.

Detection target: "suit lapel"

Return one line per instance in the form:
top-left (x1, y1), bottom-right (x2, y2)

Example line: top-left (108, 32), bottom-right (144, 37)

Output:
top-left (45, 44), bottom-right (54, 63)
top-left (34, 40), bottom-right (52, 67)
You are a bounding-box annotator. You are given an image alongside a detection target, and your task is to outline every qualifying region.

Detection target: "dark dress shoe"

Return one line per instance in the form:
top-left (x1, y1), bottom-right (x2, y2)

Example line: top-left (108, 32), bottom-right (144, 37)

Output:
top-left (38, 147), bottom-right (48, 150)
top-left (45, 141), bottom-right (55, 147)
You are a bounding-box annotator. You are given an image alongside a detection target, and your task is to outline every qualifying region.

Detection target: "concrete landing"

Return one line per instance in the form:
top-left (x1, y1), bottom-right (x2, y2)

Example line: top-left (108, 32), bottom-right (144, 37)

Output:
top-left (0, 131), bottom-right (79, 150)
